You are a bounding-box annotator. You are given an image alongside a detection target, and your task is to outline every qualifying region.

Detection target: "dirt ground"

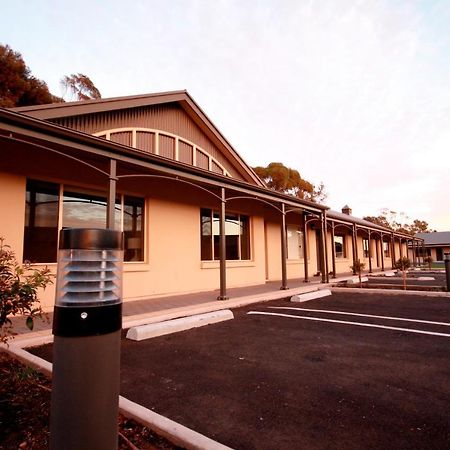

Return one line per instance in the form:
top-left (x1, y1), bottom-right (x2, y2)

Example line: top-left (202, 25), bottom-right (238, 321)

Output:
top-left (31, 291), bottom-right (450, 450)
top-left (0, 352), bottom-right (181, 449)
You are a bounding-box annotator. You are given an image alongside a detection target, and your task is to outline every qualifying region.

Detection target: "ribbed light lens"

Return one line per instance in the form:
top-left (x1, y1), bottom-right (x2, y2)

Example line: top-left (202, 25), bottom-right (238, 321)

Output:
top-left (56, 249), bottom-right (123, 307)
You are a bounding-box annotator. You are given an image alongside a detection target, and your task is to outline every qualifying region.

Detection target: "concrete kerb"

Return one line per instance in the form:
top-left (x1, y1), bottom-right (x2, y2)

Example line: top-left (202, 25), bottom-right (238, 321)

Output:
top-left (1, 283), bottom-right (323, 449)
top-left (123, 284), bottom-right (320, 329)
top-left (1, 343), bottom-right (232, 450)
top-left (330, 287), bottom-right (450, 297)
top-left (119, 396), bottom-right (232, 450)
top-left (127, 310), bottom-right (234, 341)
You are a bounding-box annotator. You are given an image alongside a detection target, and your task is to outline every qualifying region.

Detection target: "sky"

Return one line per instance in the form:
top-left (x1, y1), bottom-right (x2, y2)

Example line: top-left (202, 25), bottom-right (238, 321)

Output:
top-left (2, 0), bottom-right (450, 230)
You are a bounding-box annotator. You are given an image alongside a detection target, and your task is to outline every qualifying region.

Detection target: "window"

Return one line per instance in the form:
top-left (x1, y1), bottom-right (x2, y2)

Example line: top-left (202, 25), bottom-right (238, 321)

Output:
top-left (121, 196), bottom-right (144, 262)
top-left (334, 235), bottom-right (346, 258)
top-left (287, 225), bottom-right (304, 260)
top-left (24, 180), bottom-right (59, 263)
top-left (23, 179), bottom-right (145, 263)
top-left (363, 239), bottom-right (369, 258)
top-left (200, 209), bottom-right (250, 261)
top-left (383, 241), bottom-right (390, 257)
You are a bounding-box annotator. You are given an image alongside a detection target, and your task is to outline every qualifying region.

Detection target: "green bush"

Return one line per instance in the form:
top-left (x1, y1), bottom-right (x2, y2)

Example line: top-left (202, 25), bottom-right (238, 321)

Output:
top-left (0, 237), bottom-right (53, 343)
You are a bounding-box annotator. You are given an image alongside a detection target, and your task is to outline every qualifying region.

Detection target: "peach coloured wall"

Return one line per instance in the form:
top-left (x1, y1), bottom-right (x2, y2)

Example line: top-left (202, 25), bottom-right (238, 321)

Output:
top-left (0, 173), bottom-right (59, 309)
top-left (0, 173), bottom-right (269, 310)
top-left (122, 198), bottom-right (267, 301)
top-left (0, 172), bottom-right (26, 261)
top-left (264, 221), bottom-right (318, 281)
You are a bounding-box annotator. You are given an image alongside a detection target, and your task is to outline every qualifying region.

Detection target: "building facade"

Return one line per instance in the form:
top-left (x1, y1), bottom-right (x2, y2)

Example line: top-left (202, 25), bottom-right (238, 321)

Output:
top-left (0, 91), bottom-right (422, 310)
top-left (414, 232), bottom-right (450, 262)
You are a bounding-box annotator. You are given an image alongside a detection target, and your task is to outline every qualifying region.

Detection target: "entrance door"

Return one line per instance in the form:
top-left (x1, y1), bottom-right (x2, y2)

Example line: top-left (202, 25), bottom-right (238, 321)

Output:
top-left (436, 248), bottom-right (444, 261)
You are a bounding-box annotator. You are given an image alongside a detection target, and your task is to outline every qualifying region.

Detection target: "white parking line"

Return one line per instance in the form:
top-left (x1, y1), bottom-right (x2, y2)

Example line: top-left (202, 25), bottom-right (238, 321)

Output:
top-left (247, 311), bottom-right (450, 338)
top-left (268, 307), bottom-right (450, 327)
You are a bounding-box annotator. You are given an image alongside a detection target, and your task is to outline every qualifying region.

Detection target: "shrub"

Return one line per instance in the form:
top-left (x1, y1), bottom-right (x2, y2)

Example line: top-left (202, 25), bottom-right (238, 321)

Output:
top-left (423, 256), bottom-right (433, 270)
top-left (350, 259), bottom-right (366, 287)
top-left (394, 257), bottom-right (411, 290)
top-left (0, 237), bottom-right (53, 344)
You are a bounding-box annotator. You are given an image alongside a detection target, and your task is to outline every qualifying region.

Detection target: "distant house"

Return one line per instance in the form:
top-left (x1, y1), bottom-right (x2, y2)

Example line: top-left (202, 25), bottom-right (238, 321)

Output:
top-left (0, 91), bottom-right (423, 310)
top-left (414, 232), bottom-right (450, 261)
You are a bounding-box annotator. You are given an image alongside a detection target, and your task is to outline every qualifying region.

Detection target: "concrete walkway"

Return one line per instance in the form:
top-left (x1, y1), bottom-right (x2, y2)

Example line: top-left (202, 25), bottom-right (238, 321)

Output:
top-left (7, 270), bottom-right (383, 343)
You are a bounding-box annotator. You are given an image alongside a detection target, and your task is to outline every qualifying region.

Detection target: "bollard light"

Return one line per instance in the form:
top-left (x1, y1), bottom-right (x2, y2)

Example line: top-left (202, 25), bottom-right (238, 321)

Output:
top-left (445, 253), bottom-right (450, 292)
top-left (51, 228), bottom-right (123, 450)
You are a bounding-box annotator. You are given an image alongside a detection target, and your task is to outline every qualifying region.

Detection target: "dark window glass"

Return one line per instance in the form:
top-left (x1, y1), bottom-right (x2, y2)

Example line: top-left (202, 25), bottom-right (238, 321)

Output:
top-left (334, 235), bottom-right (345, 258)
top-left (240, 215), bottom-right (250, 260)
top-left (24, 180), bottom-right (59, 263)
top-left (201, 209), bottom-right (213, 260)
top-left (363, 239), bottom-right (369, 258)
top-left (123, 196), bottom-right (144, 262)
top-left (62, 189), bottom-right (107, 228)
top-left (201, 209), bottom-right (250, 261)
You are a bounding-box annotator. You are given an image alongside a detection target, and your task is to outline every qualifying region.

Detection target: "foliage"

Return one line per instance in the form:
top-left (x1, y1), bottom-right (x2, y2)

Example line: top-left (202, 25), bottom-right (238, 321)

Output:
top-left (61, 73), bottom-right (101, 101)
top-left (0, 237), bottom-right (53, 343)
top-left (423, 255), bottom-right (433, 270)
top-left (394, 256), bottom-right (411, 272)
top-left (363, 208), bottom-right (434, 236)
top-left (350, 259), bottom-right (366, 286)
top-left (0, 44), bottom-right (60, 107)
top-left (253, 162), bottom-right (327, 203)
top-left (394, 256), bottom-right (411, 290)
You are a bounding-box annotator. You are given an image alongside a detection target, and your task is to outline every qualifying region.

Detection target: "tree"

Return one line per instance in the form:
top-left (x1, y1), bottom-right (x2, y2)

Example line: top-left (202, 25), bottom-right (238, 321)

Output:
top-left (0, 44), bottom-right (59, 107)
top-left (0, 237), bottom-right (53, 343)
top-left (394, 257), bottom-right (411, 290)
top-left (423, 255), bottom-right (433, 270)
top-left (61, 73), bottom-right (101, 101)
top-left (363, 209), bottom-right (434, 236)
top-left (253, 162), bottom-right (326, 203)
top-left (349, 259), bottom-right (366, 287)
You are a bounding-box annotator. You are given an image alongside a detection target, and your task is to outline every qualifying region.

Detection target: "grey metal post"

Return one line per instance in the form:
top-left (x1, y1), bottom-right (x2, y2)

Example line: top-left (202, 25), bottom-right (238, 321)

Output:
top-left (303, 213), bottom-right (309, 282)
top-left (351, 224), bottom-right (357, 274)
top-left (391, 233), bottom-right (396, 269)
top-left (330, 222), bottom-right (336, 278)
top-left (413, 240), bottom-right (418, 266)
top-left (217, 188), bottom-right (228, 300)
top-left (444, 254), bottom-right (450, 292)
top-left (51, 228), bottom-right (123, 450)
top-left (368, 231), bottom-right (372, 273)
top-left (107, 159), bottom-right (117, 230)
top-left (280, 203), bottom-right (288, 290)
top-left (320, 211), bottom-right (327, 283)
top-left (323, 211), bottom-right (329, 283)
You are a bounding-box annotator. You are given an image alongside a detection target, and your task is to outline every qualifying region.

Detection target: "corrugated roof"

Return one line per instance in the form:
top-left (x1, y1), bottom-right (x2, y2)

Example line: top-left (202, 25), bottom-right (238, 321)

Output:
top-left (328, 210), bottom-right (391, 232)
top-left (10, 90), bottom-right (265, 187)
top-left (416, 231), bottom-right (450, 246)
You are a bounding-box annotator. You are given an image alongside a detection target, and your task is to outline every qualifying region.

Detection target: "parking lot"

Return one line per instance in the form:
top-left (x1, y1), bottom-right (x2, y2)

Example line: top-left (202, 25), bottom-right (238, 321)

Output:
top-left (31, 291), bottom-right (450, 449)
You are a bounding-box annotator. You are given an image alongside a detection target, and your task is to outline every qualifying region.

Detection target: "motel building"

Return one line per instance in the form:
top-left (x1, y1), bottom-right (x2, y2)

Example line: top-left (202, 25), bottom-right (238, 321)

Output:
top-left (0, 91), bottom-right (424, 310)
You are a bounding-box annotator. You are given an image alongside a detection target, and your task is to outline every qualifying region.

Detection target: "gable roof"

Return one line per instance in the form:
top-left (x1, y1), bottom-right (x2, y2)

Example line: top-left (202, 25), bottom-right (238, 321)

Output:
top-left (416, 231), bottom-right (450, 246)
top-left (11, 90), bottom-right (264, 186)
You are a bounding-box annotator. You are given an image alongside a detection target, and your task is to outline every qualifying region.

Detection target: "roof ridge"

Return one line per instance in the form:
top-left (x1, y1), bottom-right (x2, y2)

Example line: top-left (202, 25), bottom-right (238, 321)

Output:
top-left (10, 90), bottom-right (189, 112)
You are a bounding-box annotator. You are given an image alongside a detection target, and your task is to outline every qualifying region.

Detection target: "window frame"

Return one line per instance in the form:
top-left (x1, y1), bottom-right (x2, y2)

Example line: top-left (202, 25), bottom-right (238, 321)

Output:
top-left (383, 241), bottom-right (390, 257)
top-left (334, 234), bottom-right (347, 259)
top-left (286, 225), bottom-right (304, 260)
top-left (23, 179), bottom-right (146, 264)
top-left (200, 208), bottom-right (251, 261)
top-left (363, 238), bottom-right (370, 258)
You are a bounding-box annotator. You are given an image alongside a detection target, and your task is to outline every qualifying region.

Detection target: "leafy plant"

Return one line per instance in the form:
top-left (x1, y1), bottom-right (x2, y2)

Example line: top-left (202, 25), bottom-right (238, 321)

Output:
top-left (0, 237), bottom-right (53, 344)
top-left (394, 256), bottom-right (411, 290)
top-left (423, 256), bottom-right (433, 270)
top-left (350, 259), bottom-right (366, 287)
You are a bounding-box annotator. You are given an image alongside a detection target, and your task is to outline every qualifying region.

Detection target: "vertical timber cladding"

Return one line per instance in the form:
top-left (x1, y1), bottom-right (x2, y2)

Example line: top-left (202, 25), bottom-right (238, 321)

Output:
top-left (51, 103), bottom-right (243, 179)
